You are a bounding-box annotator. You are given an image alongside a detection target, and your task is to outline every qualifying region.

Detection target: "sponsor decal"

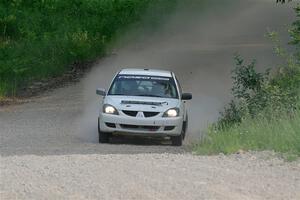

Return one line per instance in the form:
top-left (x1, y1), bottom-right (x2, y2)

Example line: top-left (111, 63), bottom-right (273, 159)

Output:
top-left (118, 75), bottom-right (170, 81)
top-left (121, 100), bottom-right (168, 106)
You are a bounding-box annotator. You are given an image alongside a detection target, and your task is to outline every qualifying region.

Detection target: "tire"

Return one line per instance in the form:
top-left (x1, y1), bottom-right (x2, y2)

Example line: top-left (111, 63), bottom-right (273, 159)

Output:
top-left (171, 114), bottom-right (188, 146)
top-left (171, 134), bottom-right (183, 146)
top-left (182, 114), bottom-right (188, 140)
top-left (98, 118), bottom-right (110, 143)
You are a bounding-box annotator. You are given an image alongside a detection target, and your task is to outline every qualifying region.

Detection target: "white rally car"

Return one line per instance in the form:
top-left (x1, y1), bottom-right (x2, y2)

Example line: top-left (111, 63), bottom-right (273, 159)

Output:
top-left (96, 68), bottom-right (192, 146)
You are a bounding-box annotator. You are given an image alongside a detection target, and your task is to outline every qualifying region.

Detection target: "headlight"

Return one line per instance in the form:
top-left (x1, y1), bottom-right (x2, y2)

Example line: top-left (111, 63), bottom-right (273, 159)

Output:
top-left (103, 104), bottom-right (119, 115)
top-left (163, 108), bottom-right (179, 117)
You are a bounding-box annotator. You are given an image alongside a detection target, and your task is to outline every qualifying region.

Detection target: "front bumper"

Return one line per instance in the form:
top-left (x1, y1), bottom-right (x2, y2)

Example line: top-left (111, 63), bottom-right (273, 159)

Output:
top-left (99, 113), bottom-right (183, 136)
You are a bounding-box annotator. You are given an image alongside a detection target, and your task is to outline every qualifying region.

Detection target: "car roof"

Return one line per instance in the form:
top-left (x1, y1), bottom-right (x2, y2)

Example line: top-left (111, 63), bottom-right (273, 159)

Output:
top-left (118, 68), bottom-right (172, 77)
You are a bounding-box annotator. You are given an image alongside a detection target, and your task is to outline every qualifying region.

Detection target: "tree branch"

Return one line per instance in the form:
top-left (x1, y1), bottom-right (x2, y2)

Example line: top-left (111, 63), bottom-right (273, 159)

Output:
top-left (276, 0), bottom-right (292, 3)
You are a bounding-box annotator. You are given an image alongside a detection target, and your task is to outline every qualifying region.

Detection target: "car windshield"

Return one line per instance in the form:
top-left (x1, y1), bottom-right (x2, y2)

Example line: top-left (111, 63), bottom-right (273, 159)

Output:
top-left (108, 75), bottom-right (178, 98)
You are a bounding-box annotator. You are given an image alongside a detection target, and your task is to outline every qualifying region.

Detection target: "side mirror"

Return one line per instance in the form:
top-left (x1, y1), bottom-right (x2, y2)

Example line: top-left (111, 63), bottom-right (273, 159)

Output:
top-left (181, 93), bottom-right (192, 100)
top-left (96, 88), bottom-right (106, 96)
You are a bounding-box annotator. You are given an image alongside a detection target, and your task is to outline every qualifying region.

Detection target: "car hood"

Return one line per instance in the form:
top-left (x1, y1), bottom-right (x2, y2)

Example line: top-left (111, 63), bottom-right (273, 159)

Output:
top-left (104, 95), bottom-right (180, 112)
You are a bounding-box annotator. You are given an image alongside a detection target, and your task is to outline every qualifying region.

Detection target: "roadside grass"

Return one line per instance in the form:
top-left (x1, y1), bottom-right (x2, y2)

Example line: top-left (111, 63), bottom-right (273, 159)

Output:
top-left (193, 109), bottom-right (300, 160)
top-left (0, 0), bottom-right (177, 97)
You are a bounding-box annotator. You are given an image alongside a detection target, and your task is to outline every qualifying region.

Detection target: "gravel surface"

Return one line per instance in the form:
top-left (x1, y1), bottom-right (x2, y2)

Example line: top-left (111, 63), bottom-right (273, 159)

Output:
top-left (1, 2), bottom-right (300, 199)
top-left (1, 65), bottom-right (299, 200)
top-left (1, 151), bottom-right (300, 200)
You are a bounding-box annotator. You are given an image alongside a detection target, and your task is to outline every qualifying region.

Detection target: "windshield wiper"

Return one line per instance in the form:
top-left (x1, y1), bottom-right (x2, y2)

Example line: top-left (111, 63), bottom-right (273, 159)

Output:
top-left (112, 93), bottom-right (126, 95)
top-left (112, 94), bottom-right (165, 98)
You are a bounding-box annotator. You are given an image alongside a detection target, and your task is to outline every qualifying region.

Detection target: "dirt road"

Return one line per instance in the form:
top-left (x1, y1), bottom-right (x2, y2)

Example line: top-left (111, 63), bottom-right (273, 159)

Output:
top-left (1, 1), bottom-right (299, 199)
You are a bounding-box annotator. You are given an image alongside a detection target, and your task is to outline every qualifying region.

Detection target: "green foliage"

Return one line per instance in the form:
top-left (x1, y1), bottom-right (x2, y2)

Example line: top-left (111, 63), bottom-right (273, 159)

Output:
top-left (276, 0), bottom-right (293, 3)
top-left (194, 107), bottom-right (300, 158)
top-left (289, 4), bottom-right (300, 62)
top-left (289, 5), bottom-right (300, 47)
top-left (196, 5), bottom-right (300, 158)
top-left (219, 49), bottom-right (299, 126)
top-left (219, 56), bottom-right (274, 126)
top-left (0, 0), bottom-right (177, 96)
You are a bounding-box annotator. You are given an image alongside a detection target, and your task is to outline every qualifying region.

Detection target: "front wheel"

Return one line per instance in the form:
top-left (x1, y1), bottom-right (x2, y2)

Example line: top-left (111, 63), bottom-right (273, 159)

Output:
top-left (182, 115), bottom-right (188, 140)
top-left (98, 118), bottom-right (110, 143)
top-left (171, 134), bottom-right (183, 146)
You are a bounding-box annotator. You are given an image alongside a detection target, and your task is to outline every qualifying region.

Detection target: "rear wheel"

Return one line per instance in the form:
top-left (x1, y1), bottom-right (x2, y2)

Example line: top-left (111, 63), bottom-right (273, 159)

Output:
top-left (98, 118), bottom-right (110, 143)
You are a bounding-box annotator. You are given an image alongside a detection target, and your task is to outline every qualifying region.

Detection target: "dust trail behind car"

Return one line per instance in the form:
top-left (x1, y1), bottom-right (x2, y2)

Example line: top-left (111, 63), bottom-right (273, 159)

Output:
top-left (76, 0), bottom-right (296, 143)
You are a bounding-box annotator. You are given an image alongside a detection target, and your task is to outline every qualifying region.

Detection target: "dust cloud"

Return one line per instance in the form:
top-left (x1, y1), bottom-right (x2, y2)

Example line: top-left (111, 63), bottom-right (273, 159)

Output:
top-left (76, 0), bottom-right (296, 143)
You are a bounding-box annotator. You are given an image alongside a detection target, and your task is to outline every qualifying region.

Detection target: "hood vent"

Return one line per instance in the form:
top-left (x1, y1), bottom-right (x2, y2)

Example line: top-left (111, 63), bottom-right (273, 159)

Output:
top-left (121, 100), bottom-right (167, 106)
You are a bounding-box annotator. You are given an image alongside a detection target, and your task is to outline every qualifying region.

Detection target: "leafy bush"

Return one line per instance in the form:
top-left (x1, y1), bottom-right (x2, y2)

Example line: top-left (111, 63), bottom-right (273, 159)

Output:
top-left (195, 4), bottom-right (300, 157)
top-left (219, 5), bottom-right (300, 125)
top-left (289, 6), bottom-right (300, 50)
top-left (219, 50), bottom-right (299, 127)
top-left (219, 56), bottom-right (269, 126)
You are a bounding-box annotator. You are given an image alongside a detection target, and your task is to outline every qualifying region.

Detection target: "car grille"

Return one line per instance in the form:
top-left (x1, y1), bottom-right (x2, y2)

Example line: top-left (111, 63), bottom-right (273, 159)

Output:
top-left (122, 110), bottom-right (160, 118)
top-left (120, 124), bottom-right (160, 131)
top-left (143, 112), bottom-right (160, 118)
top-left (122, 110), bottom-right (138, 117)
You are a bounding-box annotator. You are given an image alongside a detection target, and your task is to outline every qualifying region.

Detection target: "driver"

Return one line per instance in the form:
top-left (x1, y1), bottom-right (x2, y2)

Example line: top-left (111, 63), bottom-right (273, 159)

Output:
top-left (122, 79), bottom-right (138, 95)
